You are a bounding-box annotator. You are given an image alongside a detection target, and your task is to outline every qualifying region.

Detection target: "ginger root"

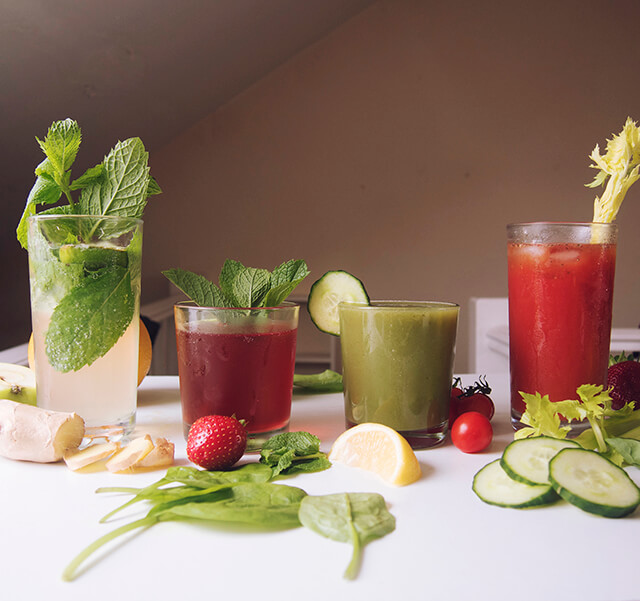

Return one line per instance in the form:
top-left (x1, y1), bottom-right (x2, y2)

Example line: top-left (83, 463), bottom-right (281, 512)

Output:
top-left (0, 398), bottom-right (84, 462)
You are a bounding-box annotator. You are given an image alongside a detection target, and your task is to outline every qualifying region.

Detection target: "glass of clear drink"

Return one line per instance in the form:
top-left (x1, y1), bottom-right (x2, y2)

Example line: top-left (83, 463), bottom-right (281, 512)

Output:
top-left (27, 214), bottom-right (143, 442)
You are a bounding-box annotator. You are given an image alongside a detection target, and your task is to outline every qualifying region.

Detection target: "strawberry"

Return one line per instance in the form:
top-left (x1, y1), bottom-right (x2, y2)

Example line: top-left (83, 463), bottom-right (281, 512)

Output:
top-left (607, 360), bottom-right (640, 411)
top-left (186, 415), bottom-right (247, 470)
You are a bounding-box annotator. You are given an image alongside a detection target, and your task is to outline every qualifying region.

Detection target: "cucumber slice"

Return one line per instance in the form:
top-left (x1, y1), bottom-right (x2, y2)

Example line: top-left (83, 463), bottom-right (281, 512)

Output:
top-left (501, 436), bottom-right (580, 486)
top-left (549, 448), bottom-right (640, 518)
top-left (473, 459), bottom-right (559, 509)
top-left (307, 270), bottom-right (369, 336)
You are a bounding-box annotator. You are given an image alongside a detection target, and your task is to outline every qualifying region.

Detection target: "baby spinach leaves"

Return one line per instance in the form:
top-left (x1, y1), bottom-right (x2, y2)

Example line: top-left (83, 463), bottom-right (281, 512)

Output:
top-left (64, 437), bottom-right (394, 583)
top-left (299, 493), bottom-right (396, 580)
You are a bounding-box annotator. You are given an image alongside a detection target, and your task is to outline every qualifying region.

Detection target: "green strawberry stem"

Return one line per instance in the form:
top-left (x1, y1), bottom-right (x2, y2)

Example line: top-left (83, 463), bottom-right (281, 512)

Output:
top-left (62, 516), bottom-right (158, 582)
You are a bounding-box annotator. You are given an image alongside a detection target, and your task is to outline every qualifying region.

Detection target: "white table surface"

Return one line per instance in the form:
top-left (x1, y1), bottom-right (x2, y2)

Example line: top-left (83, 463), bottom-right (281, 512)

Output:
top-left (2, 374), bottom-right (639, 601)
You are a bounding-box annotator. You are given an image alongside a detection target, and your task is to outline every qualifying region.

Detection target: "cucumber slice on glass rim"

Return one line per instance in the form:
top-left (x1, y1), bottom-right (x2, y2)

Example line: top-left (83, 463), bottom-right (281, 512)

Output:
top-left (307, 270), bottom-right (369, 336)
top-left (549, 448), bottom-right (640, 518)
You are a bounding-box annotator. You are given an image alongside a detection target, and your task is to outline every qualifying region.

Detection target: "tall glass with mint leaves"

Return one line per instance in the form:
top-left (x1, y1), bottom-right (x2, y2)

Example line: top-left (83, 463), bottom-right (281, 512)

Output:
top-left (28, 215), bottom-right (143, 441)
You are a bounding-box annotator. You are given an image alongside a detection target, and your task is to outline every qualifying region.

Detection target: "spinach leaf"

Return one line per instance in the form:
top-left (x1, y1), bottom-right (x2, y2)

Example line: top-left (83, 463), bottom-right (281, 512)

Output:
top-left (293, 370), bottom-right (343, 393)
top-left (606, 437), bottom-right (640, 467)
top-left (299, 493), bottom-right (396, 579)
top-left (156, 483), bottom-right (307, 528)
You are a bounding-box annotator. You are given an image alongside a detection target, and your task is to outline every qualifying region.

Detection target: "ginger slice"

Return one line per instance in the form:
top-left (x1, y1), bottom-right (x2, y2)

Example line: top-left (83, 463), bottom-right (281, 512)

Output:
top-left (135, 437), bottom-right (175, 469)
top-left (105, 435), bottom-right (154, 472)
top-left (64, 441), bottom-right (120, 471)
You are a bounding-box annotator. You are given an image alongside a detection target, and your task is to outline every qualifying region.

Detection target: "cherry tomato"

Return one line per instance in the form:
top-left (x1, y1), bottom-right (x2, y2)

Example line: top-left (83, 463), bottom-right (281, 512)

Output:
top-left (448, 386), bottom-right (465, 423)
top-left (459, 392), bottom-right (495, 421)
top-left (450, 411), bottom-right (493, 453)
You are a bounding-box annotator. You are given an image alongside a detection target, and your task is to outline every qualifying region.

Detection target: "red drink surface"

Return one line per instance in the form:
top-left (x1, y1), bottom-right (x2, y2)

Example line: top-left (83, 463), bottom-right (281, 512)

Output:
top-left (177, 323), bottom-right (297, 434)
top-left (508, 241), bottom-right (616, 414)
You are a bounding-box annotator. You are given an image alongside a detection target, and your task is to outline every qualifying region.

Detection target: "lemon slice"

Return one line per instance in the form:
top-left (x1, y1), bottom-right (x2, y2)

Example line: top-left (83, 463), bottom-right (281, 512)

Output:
top-left (329, 423), bottom-right (421, 486)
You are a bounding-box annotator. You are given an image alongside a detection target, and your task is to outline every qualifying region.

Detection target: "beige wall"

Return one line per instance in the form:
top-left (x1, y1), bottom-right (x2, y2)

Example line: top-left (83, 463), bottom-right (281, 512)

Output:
top-left (144, 0), bottom-right (640, 371)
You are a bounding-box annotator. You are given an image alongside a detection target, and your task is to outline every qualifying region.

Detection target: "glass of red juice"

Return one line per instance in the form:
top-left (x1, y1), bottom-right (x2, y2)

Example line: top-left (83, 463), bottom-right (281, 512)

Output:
top-left (174, 301), bottom-right (299, 447)
top-left (507, 222), bottom-right (617, 430)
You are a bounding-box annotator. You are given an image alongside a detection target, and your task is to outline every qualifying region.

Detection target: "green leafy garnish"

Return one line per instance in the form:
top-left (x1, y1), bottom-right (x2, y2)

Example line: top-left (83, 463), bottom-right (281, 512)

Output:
top-left (517, 385), bottom-right (637, 459)
top-left (163, 258), bottom-right (309, 308)
top-left (293, 369), bottom-right (343, 393)
top-left (298, 493), bottom-right (396, 580)
top-left (17, 119), bottom-right (159, 248)
top-left (587, 117), bottom-right (640, 223)
top-left (45, 267), bottom-right (135, 372)
top-left (514, 392), bottom-right (582, 440)
top-left (18, 119), bottom-right (160, 371)
top-left (259, 431), bottom-right (331, 477)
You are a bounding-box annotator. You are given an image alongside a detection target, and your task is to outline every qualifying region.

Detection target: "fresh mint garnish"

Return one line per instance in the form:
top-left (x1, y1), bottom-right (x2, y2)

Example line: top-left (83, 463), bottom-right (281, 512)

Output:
top-left (162, 268), bottom-right (232, 307)
top-left (77, 137), bottom-right (155, 218)
top-left (17, 119), bottom-right (160, 248)
top-left (18, 119), bottom-right (160, 371)
top-left (259, 431), bottom-right (331, 477)
top-left (45, 267), bottom-right (135, 372)
top-left (163, 258), bottom-right (309, 308)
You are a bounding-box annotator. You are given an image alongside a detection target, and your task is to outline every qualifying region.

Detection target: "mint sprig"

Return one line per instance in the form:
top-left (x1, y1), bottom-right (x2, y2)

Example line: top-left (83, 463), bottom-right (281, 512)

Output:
top-left (17, 118), bottom-right (161, 248)
top-left (163, 259), bottom-right (309, 308)
top-left (18, 119), bottom-right (160, 372)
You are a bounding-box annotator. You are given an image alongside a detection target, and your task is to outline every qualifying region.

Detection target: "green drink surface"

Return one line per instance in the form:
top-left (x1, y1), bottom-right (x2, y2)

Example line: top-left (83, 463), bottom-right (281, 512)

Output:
top-left (340, 302), bottom-right (459, 432)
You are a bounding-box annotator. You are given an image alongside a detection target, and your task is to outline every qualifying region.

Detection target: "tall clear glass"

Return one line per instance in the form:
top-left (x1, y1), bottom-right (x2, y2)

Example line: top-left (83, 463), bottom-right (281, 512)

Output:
top-left (28, 215), bottom-right (143, 441)
top-left (339, 301), bottom-right (459, 449)
top-left (174, 301), bottom-right (299, 448)
top-left (507, 222), bottom-right (617, 429)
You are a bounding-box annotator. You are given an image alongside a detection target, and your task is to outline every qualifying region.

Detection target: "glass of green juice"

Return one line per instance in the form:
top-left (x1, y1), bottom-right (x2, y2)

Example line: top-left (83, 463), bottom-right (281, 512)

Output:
top-left (339, 301), bottom-right (460, 449)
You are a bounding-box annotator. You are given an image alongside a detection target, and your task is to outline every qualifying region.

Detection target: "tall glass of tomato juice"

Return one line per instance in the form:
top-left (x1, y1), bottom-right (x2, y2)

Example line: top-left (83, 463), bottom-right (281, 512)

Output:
top-left (507, 222), bottom-right (617, 429)
top-left (174, 301), bottom-right (299, 448)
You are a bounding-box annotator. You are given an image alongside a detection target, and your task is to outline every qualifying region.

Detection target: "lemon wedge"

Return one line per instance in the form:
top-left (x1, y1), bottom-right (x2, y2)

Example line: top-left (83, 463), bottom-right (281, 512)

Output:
top-left (329, 423), bottom-right (422, 486)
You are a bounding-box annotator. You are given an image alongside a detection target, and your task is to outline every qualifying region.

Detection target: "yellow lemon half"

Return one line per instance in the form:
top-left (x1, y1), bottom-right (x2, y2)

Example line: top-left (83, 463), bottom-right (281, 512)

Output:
top-left (28, 318), bottom-right (153, 387)
top-left (329, 423), bottom-right (422, 486)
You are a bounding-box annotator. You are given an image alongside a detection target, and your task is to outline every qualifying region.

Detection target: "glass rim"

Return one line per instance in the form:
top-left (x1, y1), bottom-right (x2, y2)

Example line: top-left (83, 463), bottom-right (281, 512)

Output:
top-left (174, 299), bottom-right (299, 311)
top-left (29, 214), bottom-right (143, 226)
top-left (338, 300), bottom-right (459, 310)
top-left (507, 221), bottom-right (617, 229)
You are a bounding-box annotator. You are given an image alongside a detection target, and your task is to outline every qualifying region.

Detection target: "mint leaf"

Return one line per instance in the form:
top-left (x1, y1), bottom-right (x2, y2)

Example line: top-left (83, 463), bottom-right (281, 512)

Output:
top-left (165, 259), bottom-right (308, 308)
top-left (260, 431), bottom-right (330, 477)
top-left (162, 268), bottom-right (231, 307)
top-left (69, 164), bottom-right (105, 190)
top-left (78, 138), bottom-right (151, 218)
top-left (36, 118), bottom-right (82, 177)
top-left (219, 259), bottom-right (245, 305)
top-left (45, 266), bottom-right (135, 372)
top-left (263, 259), bottom-right (309, 307)
top-left (17, 176), bottom-right (63, 248)
top-left (146, 177), bottom-right (162, 196)
top-left (231, 267), bottom-right (271, 307)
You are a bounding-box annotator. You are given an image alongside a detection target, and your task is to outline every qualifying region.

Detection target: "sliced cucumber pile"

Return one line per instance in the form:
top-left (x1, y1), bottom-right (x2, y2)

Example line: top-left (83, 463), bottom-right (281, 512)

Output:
top-left (474, 436), bottom-right (640, 518)
top-left (501, 436), bottom-right (580, 486)
top-left (473, 460), bottom-right (558, 508)
top-left (307, 270), bottom-right (369, 336)
top-left (549, 448), bottom-right (640, 518)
